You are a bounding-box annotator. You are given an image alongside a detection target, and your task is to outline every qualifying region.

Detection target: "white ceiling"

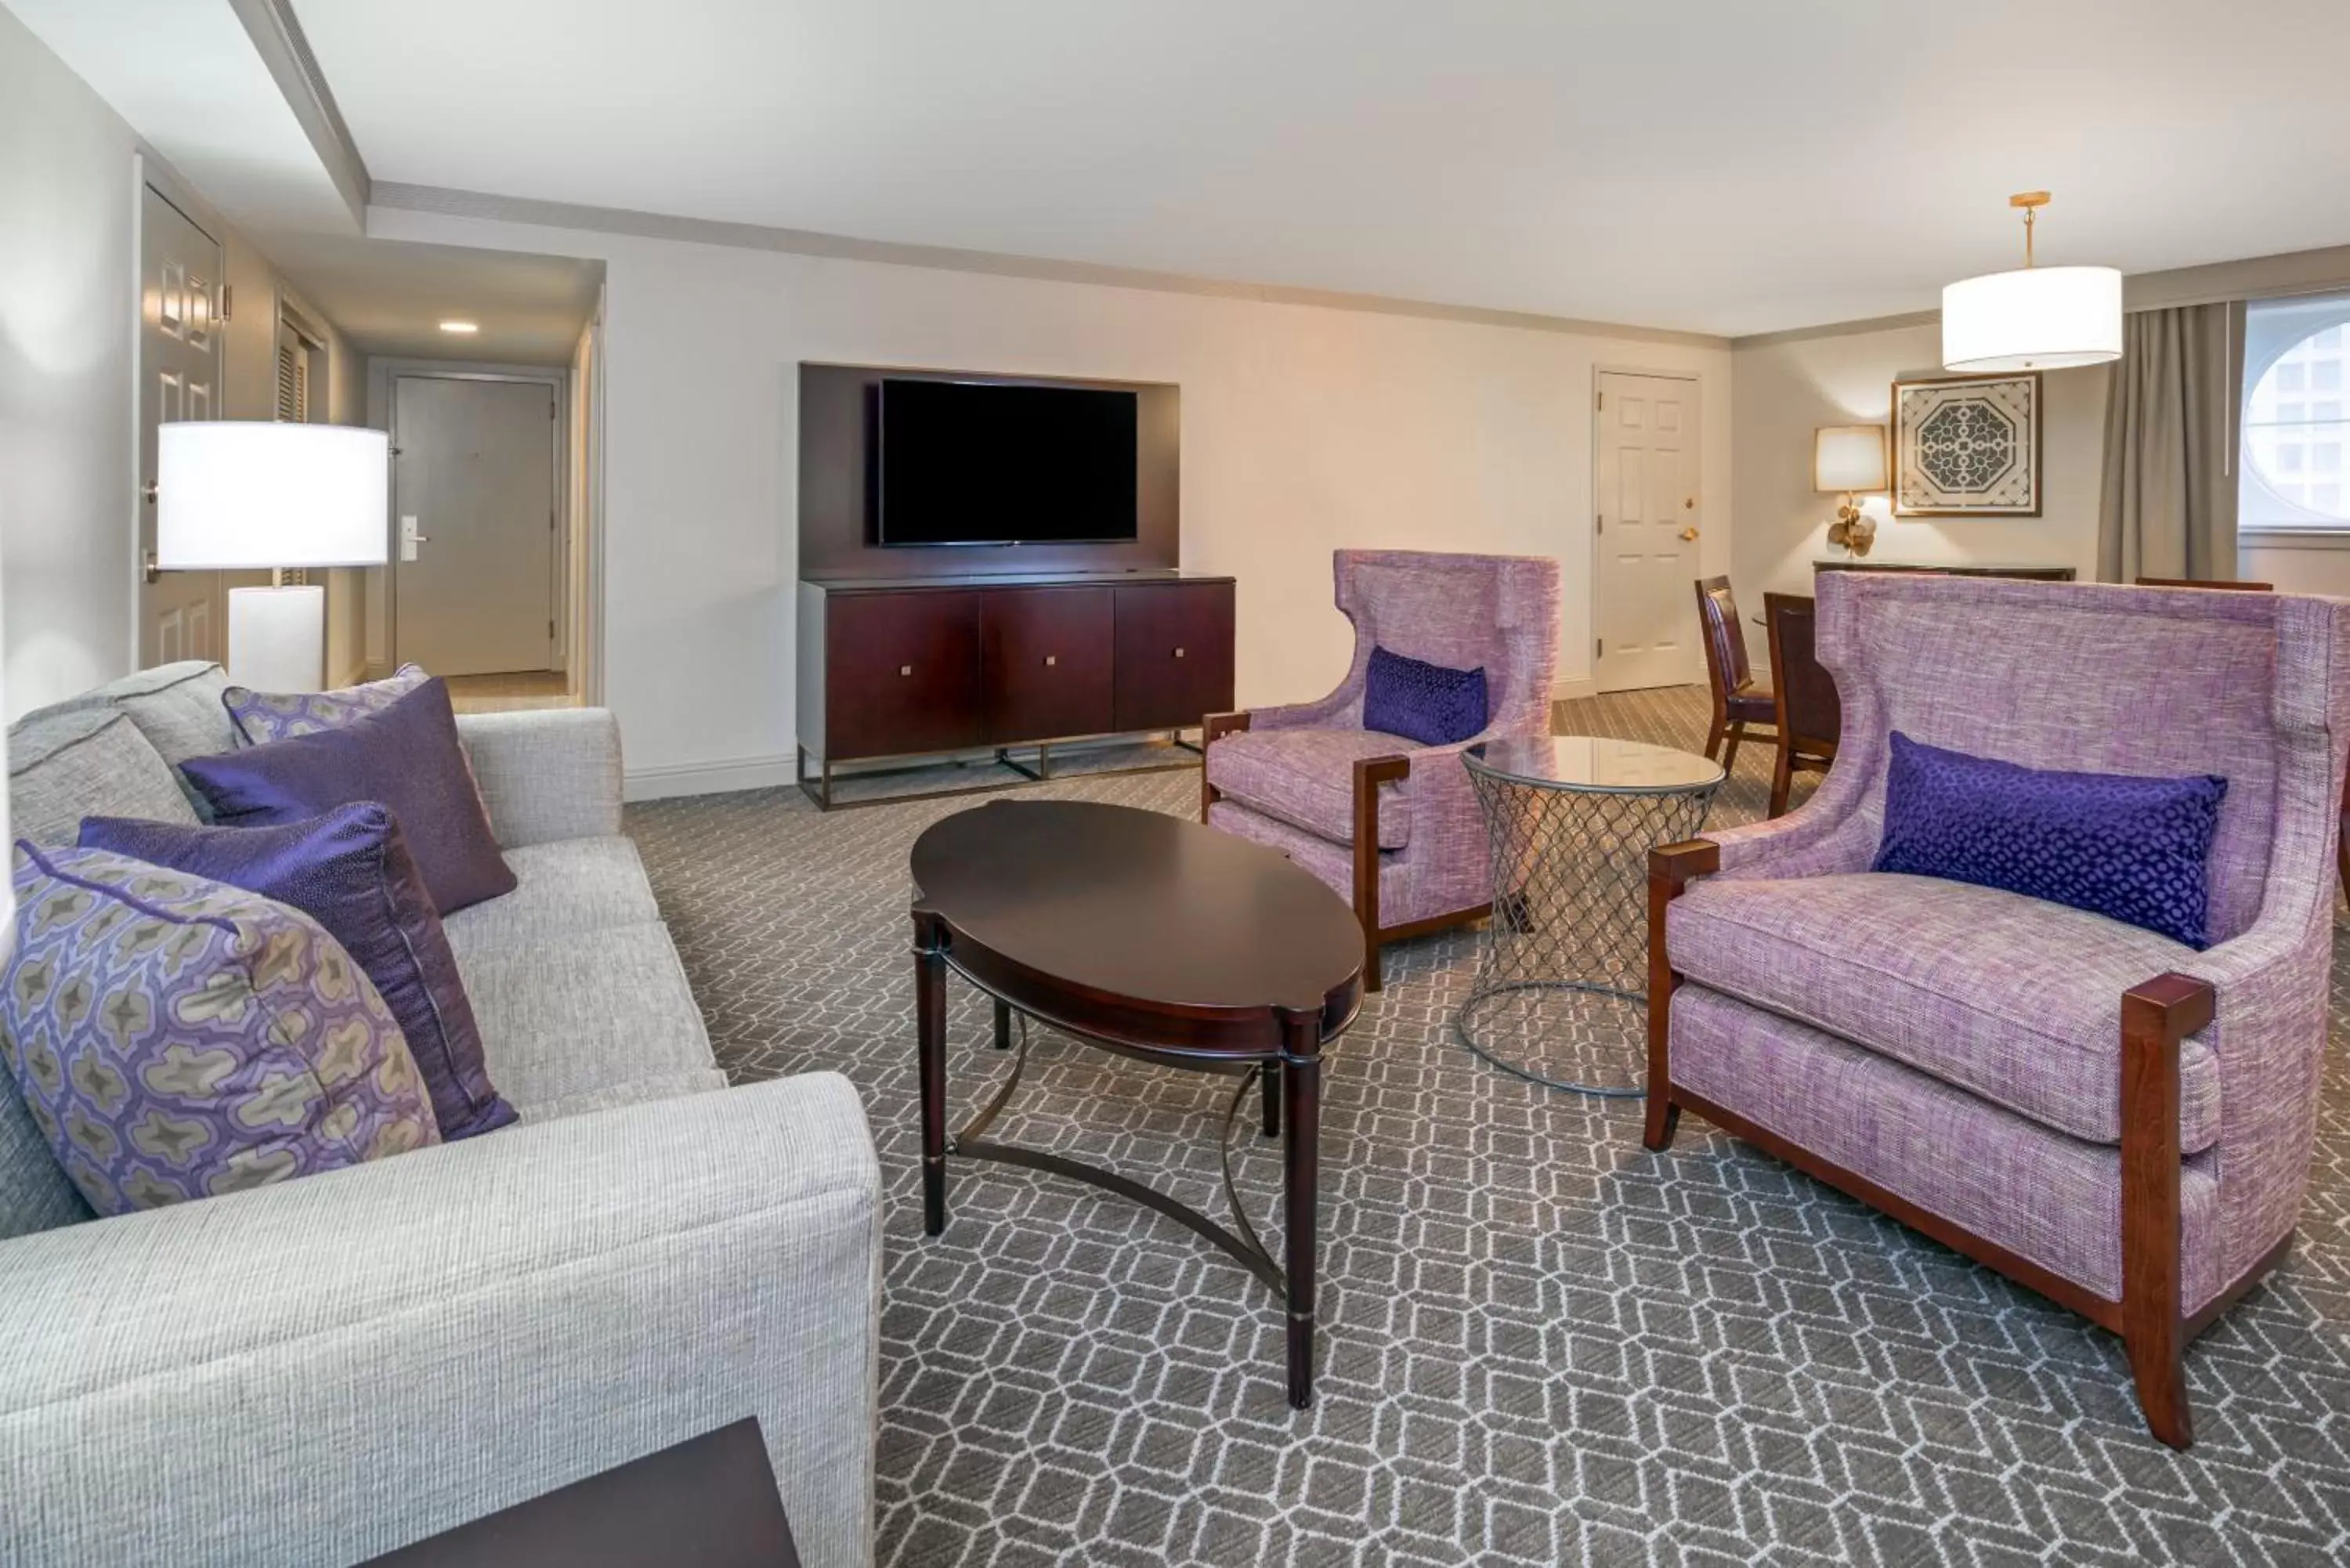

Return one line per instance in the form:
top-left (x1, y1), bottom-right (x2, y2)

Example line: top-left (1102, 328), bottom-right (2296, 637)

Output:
top-left (287, 0), bottom-right (2350, 338)
top-left (266, 232), bottom-right (602, 363)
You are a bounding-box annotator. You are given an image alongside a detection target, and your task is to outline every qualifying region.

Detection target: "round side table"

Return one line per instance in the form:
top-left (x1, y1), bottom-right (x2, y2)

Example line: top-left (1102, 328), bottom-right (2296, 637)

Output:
top-left (1455, 736), bottom-right (1723, 1096)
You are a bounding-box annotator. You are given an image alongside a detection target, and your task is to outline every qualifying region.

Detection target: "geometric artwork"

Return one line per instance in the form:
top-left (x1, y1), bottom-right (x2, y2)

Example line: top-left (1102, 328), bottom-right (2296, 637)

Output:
top-left (1893, 372), bottom-right (2041, 515)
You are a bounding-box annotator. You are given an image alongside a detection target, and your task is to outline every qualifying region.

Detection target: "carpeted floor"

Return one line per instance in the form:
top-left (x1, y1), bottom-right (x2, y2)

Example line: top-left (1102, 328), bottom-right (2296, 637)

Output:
top-left (625, 685), bottom-right (2350, 1568)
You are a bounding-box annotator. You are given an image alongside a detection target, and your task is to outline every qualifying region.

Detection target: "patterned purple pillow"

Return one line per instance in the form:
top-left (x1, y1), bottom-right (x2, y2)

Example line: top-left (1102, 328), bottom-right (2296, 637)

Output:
top-left (0, 841), bottom-right (440, 1216)
top-left (222, 663), bottom-right (427, 746)
top-left (1362, 645), bottom-right (1489, 746)
top-left (79, 805), bottom-right (517, 1141)
top-left (1872, 732), bottom-right (2229, 949)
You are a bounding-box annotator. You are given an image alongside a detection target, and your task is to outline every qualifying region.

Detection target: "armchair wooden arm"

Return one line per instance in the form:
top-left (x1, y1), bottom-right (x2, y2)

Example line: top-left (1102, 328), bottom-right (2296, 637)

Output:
top-left (1198, 710), bottom-right (1252, 822)
top-left (1643, 839), bottom-right (1720, 1151)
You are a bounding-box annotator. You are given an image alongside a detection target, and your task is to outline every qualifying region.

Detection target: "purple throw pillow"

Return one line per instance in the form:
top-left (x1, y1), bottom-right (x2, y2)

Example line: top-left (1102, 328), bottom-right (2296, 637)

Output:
top-left (223, 663), bottom-right (429, 746)
top-left (1871, 732), bottom-right (2228, 949)
top-left (80, 804), bottom-right (516, 1141)
top-left (1363, 645), bottom-right (1489, 747)
top-left (178, 678), bottom-right (518, 916)
top-left (2, 841), bottom-right (439, 1215)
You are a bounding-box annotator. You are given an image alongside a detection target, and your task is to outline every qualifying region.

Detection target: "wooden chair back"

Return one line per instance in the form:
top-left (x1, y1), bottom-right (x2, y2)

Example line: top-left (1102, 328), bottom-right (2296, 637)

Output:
top-left (1764, 594), bottom-right (1838, 751)
top-left (1694, 575), bottom-right (1752, 703)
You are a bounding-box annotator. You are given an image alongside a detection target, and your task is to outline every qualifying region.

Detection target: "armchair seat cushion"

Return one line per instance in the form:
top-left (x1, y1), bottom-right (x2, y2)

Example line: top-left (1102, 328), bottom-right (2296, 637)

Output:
top-left (1725, 688), bottom-right (1775, 725)
top-left (1667, 871), bottom-right (2219, 1152)
top-left (1205, 727), bottom-right (1418, 848)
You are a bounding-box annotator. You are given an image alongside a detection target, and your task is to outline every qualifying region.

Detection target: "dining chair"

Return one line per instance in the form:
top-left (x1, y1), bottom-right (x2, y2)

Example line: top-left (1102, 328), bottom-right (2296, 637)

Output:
top-left (1694, 576), bottom-right (1773, 777)
top-left (1762, 592), bottom-right (1838, 818)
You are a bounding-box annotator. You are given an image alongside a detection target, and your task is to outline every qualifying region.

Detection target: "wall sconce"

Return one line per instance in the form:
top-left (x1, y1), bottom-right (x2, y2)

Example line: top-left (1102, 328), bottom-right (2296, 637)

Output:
top-left (1814, 425), bottom-right (1888, 557)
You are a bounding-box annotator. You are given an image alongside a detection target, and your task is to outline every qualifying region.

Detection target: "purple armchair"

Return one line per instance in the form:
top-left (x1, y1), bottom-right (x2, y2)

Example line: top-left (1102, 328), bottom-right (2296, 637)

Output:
top-left (1201, 550), bottom-right (1561, 991)
top-left (1646, 572), bottom-right (2350, 1447)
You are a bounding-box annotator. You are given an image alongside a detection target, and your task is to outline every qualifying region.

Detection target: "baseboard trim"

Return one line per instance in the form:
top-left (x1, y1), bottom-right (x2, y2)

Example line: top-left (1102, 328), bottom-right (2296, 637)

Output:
top-left (624, 753), bottom-right (799, 802)
top-left (1551, 676), bottom-right (1599, 705)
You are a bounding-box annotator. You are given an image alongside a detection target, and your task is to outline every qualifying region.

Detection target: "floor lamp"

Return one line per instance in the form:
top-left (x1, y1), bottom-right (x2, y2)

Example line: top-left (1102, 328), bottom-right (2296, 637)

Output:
top-left (156, 422), bottom-right (389, 692)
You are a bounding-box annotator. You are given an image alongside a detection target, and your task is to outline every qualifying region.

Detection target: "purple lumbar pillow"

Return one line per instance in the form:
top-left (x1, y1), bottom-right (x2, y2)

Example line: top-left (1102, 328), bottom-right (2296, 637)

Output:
top-left (223, 663), bottom-right (428, 746)
top-left (1362, 644), bottom-right (1489, 747)
top-left (1871, 731), bottom-right (2228, 949)
top-left (178, 677), bottom-right (518, 916)
top-left (81, 804), bottom-right (517, 1141)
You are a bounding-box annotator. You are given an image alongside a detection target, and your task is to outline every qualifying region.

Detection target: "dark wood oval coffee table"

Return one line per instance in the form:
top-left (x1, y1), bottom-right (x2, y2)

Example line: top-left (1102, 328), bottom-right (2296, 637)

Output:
top-left (909, 798), bottom-right (1364, 1407)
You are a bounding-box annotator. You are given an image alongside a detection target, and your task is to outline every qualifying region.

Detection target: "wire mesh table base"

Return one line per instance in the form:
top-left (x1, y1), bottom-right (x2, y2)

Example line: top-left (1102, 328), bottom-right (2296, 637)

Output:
top-left (1455, 761), bottom-right (1719, 1097)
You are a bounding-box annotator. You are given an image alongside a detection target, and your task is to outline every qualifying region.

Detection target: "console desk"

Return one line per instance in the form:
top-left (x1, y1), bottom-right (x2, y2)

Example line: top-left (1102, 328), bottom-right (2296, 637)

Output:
top-left (795, 573), bottom-right (1235, 809)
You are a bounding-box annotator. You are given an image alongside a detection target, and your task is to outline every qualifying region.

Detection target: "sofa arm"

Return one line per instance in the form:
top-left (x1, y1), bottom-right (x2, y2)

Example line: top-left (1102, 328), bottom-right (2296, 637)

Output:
top-left (457, 708), bottom-right (624, 847)
top-left (0, 1073), bottom-right (882, 1568)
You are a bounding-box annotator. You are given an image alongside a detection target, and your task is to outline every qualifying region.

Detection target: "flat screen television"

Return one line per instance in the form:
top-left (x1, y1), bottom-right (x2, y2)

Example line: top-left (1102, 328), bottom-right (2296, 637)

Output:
top-left (875, 378), bottom-right (1139, 546)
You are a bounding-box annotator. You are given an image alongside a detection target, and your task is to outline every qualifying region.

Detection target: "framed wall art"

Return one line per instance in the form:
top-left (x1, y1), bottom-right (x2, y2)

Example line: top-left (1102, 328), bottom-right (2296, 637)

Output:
top-left (1891, 371), bottom-right (2041, 517)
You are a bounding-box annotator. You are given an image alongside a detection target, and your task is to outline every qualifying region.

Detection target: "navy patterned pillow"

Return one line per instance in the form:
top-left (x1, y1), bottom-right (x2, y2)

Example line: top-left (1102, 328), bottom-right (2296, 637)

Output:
top-left (1871, 732), bottom-right (2228, 948)
top-left (1362, 645), bottom-right (1488, 746)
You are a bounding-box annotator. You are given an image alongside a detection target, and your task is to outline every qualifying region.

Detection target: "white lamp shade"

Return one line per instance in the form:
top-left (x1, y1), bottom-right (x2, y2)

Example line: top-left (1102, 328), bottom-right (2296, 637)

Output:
top-left (1813, 425), bottom-right (1888, 493)
top-left (1941, 265), bottom-right (2124, 373)
top-left (157, 422), bottom-right (389, 569)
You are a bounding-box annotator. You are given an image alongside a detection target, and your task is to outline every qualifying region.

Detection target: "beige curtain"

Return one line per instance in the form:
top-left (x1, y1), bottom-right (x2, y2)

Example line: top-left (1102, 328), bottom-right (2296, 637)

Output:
top-left (2097, 302), bottom-right (2247, 583)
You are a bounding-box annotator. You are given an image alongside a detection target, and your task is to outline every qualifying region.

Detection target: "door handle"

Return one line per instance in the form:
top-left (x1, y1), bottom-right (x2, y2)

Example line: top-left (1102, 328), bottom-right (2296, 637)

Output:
top-left (400, 515), bottom-right (428, 562)
top-left (1043, 655), bottom-right (1057, 667)
top-left (899, 665), bottom-right (913, 677)
top-left (1173, 647), bottom-right (1186, 659)
top-left (1679, 527), bottom-right (1700, 541)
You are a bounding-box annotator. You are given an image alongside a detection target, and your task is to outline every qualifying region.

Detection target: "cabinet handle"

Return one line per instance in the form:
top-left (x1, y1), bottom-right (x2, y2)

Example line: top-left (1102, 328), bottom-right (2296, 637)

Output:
top-left (899, 664), bottom-right (913, 677)
top-left (1043, 655), bottom-right (1056, 667)
top-left (1173, 647), bottom-right (1186, 659)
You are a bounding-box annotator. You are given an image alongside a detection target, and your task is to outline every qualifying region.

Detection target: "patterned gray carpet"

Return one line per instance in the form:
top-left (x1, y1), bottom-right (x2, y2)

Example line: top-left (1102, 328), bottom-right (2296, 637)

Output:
top-left (625, 687), bottom-right (2350, 1568)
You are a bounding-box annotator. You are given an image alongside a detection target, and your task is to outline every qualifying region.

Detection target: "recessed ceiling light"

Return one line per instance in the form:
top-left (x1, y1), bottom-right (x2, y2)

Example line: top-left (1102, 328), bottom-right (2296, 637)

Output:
top-left (439, 320), bottom-right (479, 334)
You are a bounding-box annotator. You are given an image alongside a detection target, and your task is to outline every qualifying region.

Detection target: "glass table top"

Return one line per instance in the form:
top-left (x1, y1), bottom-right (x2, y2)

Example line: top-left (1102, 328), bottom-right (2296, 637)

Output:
top-left (1466, 735), bottom-right (1724, 793)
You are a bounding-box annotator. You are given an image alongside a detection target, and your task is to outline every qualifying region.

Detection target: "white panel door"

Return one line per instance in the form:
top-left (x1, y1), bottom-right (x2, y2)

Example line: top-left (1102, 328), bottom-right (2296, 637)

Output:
top-left (1593, 372), bottom-right (1703, 692)
top-left (139, 184), bottom-right (225, 667)
top-left (392, 375), bottom-right (558, 677)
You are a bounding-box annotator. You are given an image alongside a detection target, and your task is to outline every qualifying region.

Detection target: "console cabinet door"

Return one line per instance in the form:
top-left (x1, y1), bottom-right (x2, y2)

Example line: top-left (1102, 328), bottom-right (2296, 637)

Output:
top-left (1114, 580), bottom-right (1235, 732)
top-left (981, 586), bottom-right (1115, 743)
top-left (825, 590), bottom-right (982, 760)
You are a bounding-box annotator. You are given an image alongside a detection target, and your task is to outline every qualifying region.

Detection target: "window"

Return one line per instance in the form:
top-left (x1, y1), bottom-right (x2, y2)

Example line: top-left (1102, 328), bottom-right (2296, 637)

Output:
top-left (2242, 295), bottom-right (2350, 529)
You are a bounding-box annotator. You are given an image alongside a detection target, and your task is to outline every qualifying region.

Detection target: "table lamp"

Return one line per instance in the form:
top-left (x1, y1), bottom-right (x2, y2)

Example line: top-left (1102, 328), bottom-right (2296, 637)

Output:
top-left (157, 422), bottom-right (389, 692)
top-left (1813, 424), bottom-right (1888, 558)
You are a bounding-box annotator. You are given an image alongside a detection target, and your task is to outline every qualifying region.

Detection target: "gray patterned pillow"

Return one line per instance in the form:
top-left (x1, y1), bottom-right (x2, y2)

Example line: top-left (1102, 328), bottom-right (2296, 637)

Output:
top-left (0, 842), bottom-right (440, 1215)
top-left (222, 663), bottom-right (428, 746)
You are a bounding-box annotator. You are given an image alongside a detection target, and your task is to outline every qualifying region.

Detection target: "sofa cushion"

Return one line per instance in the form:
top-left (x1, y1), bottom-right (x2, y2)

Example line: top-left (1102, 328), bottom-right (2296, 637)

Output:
top-left (454, 923), bottom-right (718, 1118)
top-left (1, 844), bottom-right (440, 1216)
top-left (88, 661), bottom-right (240, 765)
top-left (6, 709), bottom-right (199, 847)
top-left (1206, 727), bottom-right (1418, 849)
top-left (1667, 871), bottom-right (2219, 1152)
top-left (440, 836), bottom-right (663, 960)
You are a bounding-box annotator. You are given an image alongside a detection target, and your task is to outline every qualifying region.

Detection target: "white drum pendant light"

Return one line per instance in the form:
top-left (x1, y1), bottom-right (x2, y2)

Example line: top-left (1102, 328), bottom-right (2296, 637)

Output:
top-left (1942, 192), bottom-right (2122, 373)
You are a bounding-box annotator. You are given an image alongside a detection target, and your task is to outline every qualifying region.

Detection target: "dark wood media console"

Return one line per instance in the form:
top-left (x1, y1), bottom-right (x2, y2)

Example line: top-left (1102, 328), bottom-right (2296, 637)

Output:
top-left (795, 573), bottom-right (1234, 809)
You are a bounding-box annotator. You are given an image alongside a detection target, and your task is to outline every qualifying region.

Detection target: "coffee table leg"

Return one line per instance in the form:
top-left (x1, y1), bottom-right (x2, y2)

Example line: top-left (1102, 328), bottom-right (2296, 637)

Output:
top-left (1281, 1012), bottom-right (1321, 1409)
top-left (1260, 1062), bottom-right (1281, 1139)
top-left (913, 912), bottom-right (949, 1237)
top-left (992, 997), bottom-right (1011, 1051)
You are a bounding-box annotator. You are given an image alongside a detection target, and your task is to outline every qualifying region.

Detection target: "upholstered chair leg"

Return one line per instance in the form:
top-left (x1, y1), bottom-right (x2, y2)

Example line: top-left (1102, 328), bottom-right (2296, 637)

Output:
top-left (1719, 724), bottom-right (1742, 780)
top-left (1702, 719), bottom-right (1726, 762)
top-left (2120, 973), bottom-right (2214, 1450)
top-left (1644, 841), bottom-right (1719, 1151)
top-left (1769, 745), bottom-right (1794, 818)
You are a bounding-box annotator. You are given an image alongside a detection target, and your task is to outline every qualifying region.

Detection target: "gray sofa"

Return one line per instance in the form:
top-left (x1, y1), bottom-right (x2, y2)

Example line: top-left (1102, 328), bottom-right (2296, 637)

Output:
top-left (0, 664), bottom-right (881, 1567)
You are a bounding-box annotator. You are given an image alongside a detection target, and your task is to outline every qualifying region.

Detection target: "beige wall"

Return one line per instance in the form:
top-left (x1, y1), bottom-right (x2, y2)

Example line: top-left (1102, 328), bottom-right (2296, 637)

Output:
top-left (0, 9), bottom-right (368, 715)
top-left (370, 203), bottom-right (1734, 796)
top-left (0, 5), bottom-right (141, 717)
top-left (1730, 320), bottom-right (2111, 659)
